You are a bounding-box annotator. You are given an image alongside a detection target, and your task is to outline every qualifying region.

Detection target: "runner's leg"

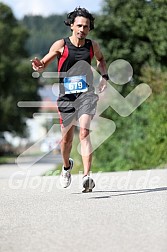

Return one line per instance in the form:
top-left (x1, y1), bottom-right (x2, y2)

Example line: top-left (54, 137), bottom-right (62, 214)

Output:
top-left (78, 114), bottom-right (92, 176)
top-left (61, 123), bottom-right (75, 168)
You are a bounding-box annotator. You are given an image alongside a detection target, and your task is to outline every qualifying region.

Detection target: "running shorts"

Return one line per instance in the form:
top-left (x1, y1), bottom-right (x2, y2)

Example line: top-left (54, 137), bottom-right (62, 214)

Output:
top-left (57, 91), bottom-right (99, 127)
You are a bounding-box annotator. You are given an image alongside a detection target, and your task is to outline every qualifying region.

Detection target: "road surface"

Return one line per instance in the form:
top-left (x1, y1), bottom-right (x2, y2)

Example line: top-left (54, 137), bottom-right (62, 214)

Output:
top-left (0, 167), bottom-right (167, 252)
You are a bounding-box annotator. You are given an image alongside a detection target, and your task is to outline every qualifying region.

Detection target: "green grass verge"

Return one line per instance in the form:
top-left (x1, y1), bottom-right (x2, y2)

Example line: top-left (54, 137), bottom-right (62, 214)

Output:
top-left (0, 155), bottom-right (17, 165)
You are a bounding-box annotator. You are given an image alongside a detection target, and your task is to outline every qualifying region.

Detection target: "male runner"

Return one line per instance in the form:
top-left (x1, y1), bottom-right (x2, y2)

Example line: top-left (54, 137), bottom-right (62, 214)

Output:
top-left (31, 7), bottom-right (109, 192)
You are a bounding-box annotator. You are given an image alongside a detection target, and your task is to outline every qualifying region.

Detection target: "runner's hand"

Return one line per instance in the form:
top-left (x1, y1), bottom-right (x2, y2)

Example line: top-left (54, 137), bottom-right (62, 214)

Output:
top-left (98, 78), bottom-right (107, 93)
top-left (30, 57), bottom-right (44, 72)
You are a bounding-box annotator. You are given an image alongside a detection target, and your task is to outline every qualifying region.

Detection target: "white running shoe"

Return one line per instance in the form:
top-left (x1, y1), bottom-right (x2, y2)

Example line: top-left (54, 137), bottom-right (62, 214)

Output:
top-left (82, 175), bottom-right (95, 193)
top-left (60, 158), bottom-right (73, 188)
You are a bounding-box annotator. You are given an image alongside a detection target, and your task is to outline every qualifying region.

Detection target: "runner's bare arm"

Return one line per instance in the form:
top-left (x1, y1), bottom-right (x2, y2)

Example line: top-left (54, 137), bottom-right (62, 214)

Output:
top-left (92, 40), bottom-right (108, 93)
top-left (31, 39), bottom-right (64, 71)
top-left (92, 40), bottom-right (108, 76)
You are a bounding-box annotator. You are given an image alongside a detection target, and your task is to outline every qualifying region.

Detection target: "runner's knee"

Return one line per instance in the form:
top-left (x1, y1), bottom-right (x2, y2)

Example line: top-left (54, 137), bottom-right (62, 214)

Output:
top-left (79, 128), bottom-right (89, 141)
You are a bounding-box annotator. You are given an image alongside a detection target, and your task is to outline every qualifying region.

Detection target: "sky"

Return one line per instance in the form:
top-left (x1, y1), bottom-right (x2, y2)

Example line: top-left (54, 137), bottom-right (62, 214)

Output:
top-left (0, 0), bottom-right (103, 19)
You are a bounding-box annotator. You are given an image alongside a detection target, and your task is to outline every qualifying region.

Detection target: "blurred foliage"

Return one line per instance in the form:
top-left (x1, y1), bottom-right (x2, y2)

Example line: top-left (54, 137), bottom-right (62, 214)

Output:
top-left (83, 0), bottom-right (167, 171)
top-left (20, 13), bottom-right (97, 73)
top-left (92, 65), bottom-right (167, 171)
top-left (21, 14), bottom-right (70, 57)
top-left (20, 14), bottom-right (70, 73)
top-left (93, 0), bottom-right (167, 80)
top-left (0, 3), bottom-right (40, 136)
top-left (90, 0), bottom-right (167, 171)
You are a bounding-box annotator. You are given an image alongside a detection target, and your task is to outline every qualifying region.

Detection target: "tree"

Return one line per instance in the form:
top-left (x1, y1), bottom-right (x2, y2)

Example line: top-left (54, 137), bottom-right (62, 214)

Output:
top-left (90, 0), bottom-right (167, 171)
top-left (21, 14), bottom-right (69, 57)
top-left (20, 14), bottom-right (70, 73)
top-left (0, 3), bottom-right (40, 136)
top-left (94, 0), bottom-right (167, 79)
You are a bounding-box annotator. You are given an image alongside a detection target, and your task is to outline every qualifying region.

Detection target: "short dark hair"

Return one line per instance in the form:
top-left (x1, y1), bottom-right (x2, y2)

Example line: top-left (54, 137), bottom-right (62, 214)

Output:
top-left (64, 7), bottom-right (95, 30)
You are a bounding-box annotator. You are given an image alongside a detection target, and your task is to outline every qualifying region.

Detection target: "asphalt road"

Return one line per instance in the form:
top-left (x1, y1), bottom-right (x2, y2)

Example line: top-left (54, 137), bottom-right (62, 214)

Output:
top-left (0, 167), bottom-right (167, 252)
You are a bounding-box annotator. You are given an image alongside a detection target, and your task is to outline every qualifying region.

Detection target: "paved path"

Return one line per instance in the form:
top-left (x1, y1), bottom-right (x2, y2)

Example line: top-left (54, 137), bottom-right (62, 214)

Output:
top-left (0, 168), bottom-right (167, 252)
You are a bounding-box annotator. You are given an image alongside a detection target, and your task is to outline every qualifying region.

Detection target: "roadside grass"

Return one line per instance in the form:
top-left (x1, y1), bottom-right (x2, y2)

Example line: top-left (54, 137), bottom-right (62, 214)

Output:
top-left (0, 155), bottom-right (17, 165)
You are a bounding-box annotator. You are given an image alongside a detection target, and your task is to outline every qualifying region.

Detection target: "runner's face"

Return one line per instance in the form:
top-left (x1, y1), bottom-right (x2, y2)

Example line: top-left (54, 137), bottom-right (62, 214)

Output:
top-left (71, 16), bottom-right (90, 40)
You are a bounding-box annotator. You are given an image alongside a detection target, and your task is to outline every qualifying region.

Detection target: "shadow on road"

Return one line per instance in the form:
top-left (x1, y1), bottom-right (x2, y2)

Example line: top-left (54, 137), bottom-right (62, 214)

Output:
top-left (80, 187), bottom-right (167, 199)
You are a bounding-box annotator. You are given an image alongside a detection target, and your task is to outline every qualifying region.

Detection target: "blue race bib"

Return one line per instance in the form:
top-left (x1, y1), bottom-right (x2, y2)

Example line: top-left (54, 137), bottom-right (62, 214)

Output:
top-left (64, 75), bottom-right (88, 94)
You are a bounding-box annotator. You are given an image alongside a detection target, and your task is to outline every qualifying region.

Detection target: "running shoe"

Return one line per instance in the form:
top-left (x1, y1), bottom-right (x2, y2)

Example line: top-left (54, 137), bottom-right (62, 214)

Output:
top-left (82, 175), bottom-right (95, 193)
top-left (60, 158), bottom-right (73, 188)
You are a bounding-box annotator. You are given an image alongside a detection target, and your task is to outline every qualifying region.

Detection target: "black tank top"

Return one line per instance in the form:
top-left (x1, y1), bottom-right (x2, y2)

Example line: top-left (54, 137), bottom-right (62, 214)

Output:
top-left (57, 37), bottom-right (94, 94)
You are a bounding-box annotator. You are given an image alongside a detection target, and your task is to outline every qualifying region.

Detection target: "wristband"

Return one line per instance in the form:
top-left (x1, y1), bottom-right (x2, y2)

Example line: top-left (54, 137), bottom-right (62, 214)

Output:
top-left (102, 74), bottom-right (109, 80)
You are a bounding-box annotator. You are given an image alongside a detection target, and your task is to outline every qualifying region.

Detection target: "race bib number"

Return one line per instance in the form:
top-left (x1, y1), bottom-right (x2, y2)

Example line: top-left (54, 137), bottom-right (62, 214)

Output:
top-left (64, 75), bottom-right (88, 94)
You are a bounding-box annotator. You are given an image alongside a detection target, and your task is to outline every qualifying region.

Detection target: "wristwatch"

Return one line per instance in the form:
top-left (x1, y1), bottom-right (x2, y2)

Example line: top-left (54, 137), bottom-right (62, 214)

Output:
top-left (102, 74), bottom-right (109, 80)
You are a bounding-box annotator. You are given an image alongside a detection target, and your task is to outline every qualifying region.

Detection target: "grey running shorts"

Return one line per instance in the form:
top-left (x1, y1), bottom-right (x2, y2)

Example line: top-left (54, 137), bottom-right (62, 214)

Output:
top-left (57, 91), bottom-right (99, 127)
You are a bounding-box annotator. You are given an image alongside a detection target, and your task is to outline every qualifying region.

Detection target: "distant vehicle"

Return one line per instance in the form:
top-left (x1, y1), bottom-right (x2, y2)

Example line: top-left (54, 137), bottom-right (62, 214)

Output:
top-left (0, 133), bottom-right (13, 155)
